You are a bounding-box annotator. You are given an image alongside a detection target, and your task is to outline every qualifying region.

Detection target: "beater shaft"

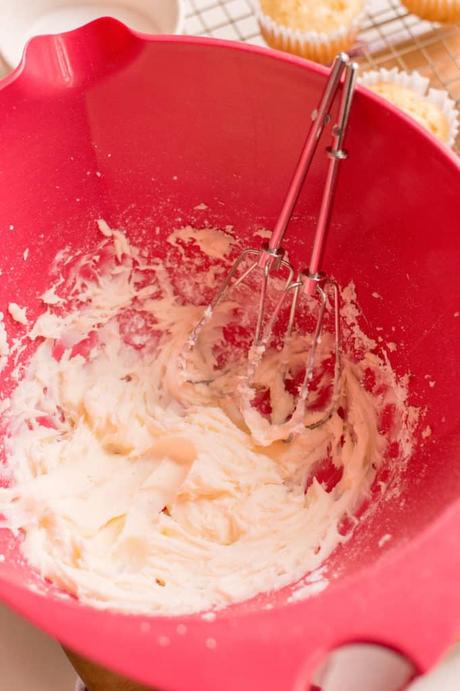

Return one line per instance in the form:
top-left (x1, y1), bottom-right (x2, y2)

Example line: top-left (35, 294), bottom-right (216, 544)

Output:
top-left (261, 61), bottom-right (358, 347)
top-left (186, 54), bottom-right (353, 356)
top-left (303, 61), bottom-right (358, 296)
top-left (282, 61), bottom-right (358, 435)
top-left (260, 52), bottom-right (350, 270)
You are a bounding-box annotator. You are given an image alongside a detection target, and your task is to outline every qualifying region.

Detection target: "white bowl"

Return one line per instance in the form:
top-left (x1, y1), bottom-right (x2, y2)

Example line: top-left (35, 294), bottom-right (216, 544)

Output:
top-left (0, 0), bottom-right (185, 68)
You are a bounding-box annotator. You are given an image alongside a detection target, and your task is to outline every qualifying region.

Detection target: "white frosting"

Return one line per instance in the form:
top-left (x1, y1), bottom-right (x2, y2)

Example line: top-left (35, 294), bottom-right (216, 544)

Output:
top-left (167, 225), bottom-right (235, 259)
top-left (0, 222), bottom-right (415, 615)
top-left (8, 302), bottom-right (28, 326)
top-left (0, 312), bottom-right (9, 372)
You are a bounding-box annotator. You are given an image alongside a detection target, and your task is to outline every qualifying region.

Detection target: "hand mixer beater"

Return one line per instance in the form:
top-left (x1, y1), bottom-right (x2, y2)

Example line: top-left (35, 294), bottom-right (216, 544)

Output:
top-left (185, 54), bottom-right (358, 444)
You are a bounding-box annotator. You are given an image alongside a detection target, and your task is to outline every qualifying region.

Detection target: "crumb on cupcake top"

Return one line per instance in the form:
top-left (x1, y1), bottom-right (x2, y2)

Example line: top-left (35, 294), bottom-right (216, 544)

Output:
top-left (260, 0), bottom-right (365, 33)
top-left (369, 82), bottom-right (450, 144)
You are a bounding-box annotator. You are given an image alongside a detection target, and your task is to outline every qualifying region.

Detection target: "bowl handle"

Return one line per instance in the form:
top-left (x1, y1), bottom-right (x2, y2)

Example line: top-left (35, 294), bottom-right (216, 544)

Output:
top-left (288, 499), bottom-right (460, 691)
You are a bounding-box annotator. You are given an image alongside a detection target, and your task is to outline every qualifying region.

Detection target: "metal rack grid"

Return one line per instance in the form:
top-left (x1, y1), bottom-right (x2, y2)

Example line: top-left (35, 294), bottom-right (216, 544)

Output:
top-left (184, 0), bottom-right (460, 152)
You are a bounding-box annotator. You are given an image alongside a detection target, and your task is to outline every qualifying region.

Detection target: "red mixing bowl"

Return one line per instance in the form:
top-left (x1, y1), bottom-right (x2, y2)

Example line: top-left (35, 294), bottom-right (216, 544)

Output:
top-left (0, 18), bottom-right (459, 691)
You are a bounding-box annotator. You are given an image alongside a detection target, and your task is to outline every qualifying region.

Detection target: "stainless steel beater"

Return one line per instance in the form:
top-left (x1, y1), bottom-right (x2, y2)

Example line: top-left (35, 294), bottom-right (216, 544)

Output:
top-left (186, 54), bottom-right (358, 438)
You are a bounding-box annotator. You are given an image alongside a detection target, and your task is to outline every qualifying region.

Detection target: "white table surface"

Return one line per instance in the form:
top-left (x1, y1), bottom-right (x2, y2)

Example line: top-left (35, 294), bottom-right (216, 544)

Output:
top-left (0, 603), bottom-right (76, 690)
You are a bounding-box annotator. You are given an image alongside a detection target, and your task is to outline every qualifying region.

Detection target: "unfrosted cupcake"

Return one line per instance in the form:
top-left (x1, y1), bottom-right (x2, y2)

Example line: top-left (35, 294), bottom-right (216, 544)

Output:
top-left (401, 0), bottom-right (460, 23)
top-left (360, 68), bottom-right (459, 148)
top-left (254, 0), bottom-right (365, 65)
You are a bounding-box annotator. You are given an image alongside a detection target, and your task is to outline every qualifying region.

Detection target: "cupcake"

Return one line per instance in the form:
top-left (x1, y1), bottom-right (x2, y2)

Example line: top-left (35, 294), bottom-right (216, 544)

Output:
top-left (360, 68), bottom-right (459, 148)
top-left (254, 0), bottom-right (365, 65)
top-left (401, 0), bottom-right (460, 23)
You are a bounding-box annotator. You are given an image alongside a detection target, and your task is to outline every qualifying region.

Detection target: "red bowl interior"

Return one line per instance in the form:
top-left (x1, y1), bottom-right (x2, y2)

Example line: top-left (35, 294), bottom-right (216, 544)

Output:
top-left (0, 19), bottom-right (459, 691)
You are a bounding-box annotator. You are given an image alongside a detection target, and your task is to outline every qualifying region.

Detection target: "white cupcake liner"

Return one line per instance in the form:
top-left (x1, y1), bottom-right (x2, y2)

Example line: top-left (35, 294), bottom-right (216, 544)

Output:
top-left (252, 1), bottom-right (366, 64)
top-left (360, 67), bottom-right (459, 148)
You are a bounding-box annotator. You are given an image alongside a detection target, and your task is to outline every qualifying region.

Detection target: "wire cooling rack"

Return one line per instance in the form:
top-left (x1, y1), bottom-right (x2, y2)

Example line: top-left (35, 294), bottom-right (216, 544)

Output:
top-left (184, 0), bottom-right (460, 152)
